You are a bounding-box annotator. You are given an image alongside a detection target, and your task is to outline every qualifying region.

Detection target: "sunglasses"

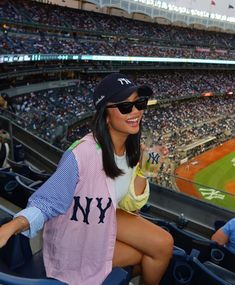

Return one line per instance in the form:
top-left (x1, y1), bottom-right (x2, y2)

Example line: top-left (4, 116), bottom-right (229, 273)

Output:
top-left (106, 97), bottom-right (148, 114)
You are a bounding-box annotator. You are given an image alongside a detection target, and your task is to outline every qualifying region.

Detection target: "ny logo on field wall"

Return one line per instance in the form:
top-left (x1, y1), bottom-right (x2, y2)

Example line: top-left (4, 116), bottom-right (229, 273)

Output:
top-left (199, 188), bottom-right (225, 200)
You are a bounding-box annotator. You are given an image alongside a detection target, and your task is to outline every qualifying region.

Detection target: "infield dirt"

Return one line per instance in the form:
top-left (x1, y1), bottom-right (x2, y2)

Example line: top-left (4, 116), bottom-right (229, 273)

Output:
top-left (174, 138), bottom-right (235, 198)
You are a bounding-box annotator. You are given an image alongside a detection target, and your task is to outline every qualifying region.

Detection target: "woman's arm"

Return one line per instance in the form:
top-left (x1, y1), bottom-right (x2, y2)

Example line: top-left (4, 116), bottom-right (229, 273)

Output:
top-left (0, 216), bottom-right (29, 248)
top-left (134, 170), bottom-right (147, 196)
top-left (118, 165), bottom-right (149, 212)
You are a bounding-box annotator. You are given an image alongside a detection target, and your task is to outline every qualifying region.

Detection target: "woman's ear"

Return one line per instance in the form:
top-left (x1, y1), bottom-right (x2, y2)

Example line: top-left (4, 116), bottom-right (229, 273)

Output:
top-left (106, 112), bottom-right (110, 125)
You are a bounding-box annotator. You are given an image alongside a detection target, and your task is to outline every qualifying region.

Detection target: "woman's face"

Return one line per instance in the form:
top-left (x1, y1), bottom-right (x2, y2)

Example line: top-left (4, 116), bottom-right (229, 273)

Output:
top-left (106, 91), bottom-right (144, 140)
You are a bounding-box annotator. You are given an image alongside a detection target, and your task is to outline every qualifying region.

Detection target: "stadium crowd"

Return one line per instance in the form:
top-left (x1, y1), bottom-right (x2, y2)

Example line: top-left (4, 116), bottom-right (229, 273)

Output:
top-left (6, 72), bottom-right (235, 161)
top-left (0, 0), bottom-right (235, 60)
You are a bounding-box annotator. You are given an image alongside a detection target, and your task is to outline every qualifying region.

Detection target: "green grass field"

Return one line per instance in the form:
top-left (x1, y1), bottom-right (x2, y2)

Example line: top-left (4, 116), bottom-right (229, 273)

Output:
top-left (194, 151), bottom-right (235, 211)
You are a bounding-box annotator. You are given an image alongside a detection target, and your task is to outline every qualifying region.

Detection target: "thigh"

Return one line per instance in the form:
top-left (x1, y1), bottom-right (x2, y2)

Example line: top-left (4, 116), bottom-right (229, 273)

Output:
top-left (116, 209), bottom-right (172, 258)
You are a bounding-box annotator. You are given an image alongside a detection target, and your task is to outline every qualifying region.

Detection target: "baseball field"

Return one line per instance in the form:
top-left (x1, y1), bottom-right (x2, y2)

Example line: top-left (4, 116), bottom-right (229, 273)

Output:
top-left (174, 138), bottom-right (235, 212)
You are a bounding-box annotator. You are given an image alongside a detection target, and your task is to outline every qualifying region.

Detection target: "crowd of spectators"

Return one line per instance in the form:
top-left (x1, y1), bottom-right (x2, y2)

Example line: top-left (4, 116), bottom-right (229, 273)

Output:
top-left (10, 86), bottom-right (90, 142)
top-left (6, 70), bottom-right (234, 157)
top-left (76, 70), bottom-right (235, 101)
top-left (1, 30), bottom-right (235, 60)
top-left (0, 0), bottom-right (235, 60)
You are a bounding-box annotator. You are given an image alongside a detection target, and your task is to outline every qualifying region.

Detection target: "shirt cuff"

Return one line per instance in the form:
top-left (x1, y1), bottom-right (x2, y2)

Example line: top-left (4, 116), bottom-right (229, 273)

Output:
top-left (14, 206), bottom-right (45, 238)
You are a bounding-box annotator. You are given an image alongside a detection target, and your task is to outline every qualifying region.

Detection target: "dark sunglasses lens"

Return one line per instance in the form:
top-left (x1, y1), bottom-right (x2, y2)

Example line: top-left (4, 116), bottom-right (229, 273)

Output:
top-left (118, 102), bottom-right (133, 114)
top-left (135, 98), bottom-right (148, 110)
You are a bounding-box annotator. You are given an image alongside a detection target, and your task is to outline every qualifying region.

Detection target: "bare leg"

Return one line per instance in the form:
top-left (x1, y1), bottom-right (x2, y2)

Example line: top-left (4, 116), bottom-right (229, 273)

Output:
top-left (112, 239), bottom-right (143, 275)
top-left (114, 209), bottom-right (173, 285)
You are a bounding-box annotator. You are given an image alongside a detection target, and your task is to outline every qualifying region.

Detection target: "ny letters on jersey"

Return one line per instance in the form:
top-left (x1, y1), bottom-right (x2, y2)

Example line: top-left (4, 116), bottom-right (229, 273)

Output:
top-left (70, 196), bottom-right (112, 224)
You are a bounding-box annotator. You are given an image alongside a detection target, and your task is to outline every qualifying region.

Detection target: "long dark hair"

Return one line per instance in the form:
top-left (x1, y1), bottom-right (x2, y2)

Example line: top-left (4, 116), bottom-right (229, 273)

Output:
top-left (92, 105), bottom-right (141, 179)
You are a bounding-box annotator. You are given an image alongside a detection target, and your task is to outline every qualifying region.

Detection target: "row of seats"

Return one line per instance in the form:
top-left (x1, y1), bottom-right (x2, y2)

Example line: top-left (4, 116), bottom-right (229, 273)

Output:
top-left (140, 211), bottom-right (235, 284)
top-left (0, 169), bottom-right (42, 208)
top-left (161, 247), bottom-right (235, 285)
top-left (7, 159), bottom-right (51, 182)
top-left (0, 159), bottom-right (50, 208)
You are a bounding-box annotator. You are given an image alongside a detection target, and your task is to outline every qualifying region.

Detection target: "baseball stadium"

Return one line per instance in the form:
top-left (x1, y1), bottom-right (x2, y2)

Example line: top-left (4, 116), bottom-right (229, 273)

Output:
top-left (0, 0), bottom-right (234, 284)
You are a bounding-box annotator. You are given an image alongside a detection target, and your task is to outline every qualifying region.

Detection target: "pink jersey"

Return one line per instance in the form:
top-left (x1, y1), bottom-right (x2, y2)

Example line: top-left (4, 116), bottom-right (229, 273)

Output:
top-left (43, 134), bottom-right (117, 285)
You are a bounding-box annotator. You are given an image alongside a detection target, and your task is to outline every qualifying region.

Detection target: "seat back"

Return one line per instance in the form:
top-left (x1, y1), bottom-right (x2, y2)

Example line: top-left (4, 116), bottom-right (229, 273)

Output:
top-left (210, 245), bottom-right (235, 273)
top-left (168, 223), bottom-right (235, 272)
top-left (204, 261), bottom-right (235, 285)
top-left (28, 165), bottom-right (51, 182)
top-left (0, 234), bottom-right (32, 270)
top-left (7, 159), bottom-right (30, 177)
top-left (160, 248), bottom-right (232, 285)
top-left (7, 158), bottom-right (51, 182)
top-left (102, 268), bottom-right (129, 285)
top-left (167, 223), bottom-right (210, 255)
top-left (188, 255), bottom-right (232, 285)
top-left (1, 173), bottom-right (34, 208)
top-left (0, 272), bottom-right (67, 285)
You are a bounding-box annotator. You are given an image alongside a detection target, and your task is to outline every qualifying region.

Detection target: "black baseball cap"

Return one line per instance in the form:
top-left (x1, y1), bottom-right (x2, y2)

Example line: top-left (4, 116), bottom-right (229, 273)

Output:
top-left (93, 73), bottom-right (153, 109)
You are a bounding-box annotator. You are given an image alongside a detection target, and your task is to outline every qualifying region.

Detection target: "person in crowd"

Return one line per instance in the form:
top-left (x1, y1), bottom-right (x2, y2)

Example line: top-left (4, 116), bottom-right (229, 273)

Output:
top-left (0, 73), bottom-right (173, 285)
top-left (0, 94), bottom-right (8, 109)
top-left (211, 218), bottom-right (235, 254)
top-left (1, 93), bottom-right (15, 113)
top-left (0, 130), bottom-right (10, 168)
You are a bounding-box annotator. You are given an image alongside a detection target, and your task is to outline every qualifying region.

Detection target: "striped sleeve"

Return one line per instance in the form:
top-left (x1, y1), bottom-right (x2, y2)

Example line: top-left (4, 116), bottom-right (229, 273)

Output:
top-left (14, 150), bottom-right (79, 237)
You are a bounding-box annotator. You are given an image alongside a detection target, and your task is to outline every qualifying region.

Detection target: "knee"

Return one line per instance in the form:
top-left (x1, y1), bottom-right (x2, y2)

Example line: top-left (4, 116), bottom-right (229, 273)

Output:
top-left (161, 230), bottom-right (174, 256)
top-left (153, 229), bottom-right (174, 258)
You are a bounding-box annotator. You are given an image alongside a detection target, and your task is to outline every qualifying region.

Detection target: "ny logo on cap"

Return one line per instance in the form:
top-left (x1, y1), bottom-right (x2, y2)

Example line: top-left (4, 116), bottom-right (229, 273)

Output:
top-left (117, 78), bottom-right (132, 85)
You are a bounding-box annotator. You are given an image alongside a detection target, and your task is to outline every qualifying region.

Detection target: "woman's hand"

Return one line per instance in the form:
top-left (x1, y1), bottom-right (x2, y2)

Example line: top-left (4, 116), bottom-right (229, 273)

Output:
top-left (0, 216), bottom-right (29, 248)
top-left (139, 143), bottom-right (169, 178)
top-left (0, 224), bottom-right (13, 248)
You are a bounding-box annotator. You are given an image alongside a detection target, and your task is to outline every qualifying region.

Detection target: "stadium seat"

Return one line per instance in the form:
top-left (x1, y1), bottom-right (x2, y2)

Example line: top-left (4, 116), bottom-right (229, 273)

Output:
top-left (167, 222), bottom-right (235, 272)
top-left (0, 171), bottom-right (37, 208)
top-left (7, 159), bottom-right (51, 182)
top-left (203, 261), bottom-right (235, 284)
top-left (0, 240), bottom-right (129, 285)
top-left (7, 159), bottom-right (31, 177)
top-left (15, 175), bottom-right (43, 190)
top-left (161, 249), bottom-right (233, 285)
top-left (28, 164), bottom-right (51, 182)
top-left (0, 206), bottom-right (14, 226)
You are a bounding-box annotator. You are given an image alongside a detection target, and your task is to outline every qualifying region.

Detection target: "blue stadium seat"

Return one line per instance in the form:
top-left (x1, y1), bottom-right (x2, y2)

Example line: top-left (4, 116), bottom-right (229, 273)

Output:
top-left (7, 159), bottom-right (51, 182)
top-left (161, 249), bottom-right (233, 285)
top-left (167, 222), bottom-right (235, 272)
top-left (203, 261), bottom-right (235, 285)
top-left (7, 159), bottom-right (30, 177)
top-left (27, 164), bottom-right (51, 182)
top-left (0, 171), bottom-right (36, 208)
